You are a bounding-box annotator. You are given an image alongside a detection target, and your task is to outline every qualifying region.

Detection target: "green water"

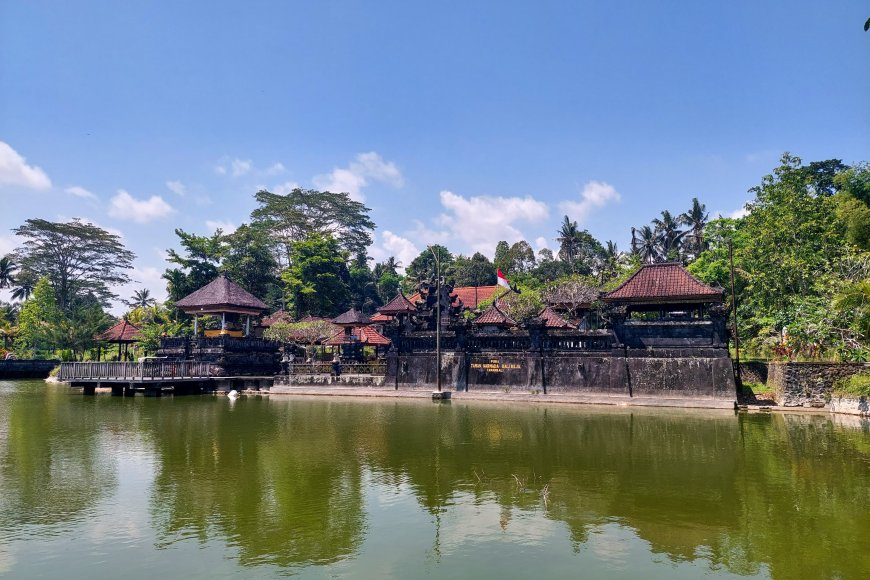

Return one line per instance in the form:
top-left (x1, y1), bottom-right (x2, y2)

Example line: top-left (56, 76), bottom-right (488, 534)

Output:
top-left (1, 381), bottom-right (870, 579)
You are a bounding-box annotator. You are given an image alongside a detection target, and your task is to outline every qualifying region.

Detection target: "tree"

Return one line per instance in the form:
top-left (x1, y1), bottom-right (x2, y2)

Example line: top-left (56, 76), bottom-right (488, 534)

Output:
top-left (493, 241), bottom-right (512, 274)
top-left (12, 219), bottom-right (134, 312)
top-left (556, 217), bottom-right (580, 269)
top-left (651, 210), bottom-right (685, 261)
top-left (679, 198), bottom-right (710, 260)
top-left (250, 188), bottom-right (376, 263)
top-left (0, 256), bottom-right (17, 289)
top-left (14, 277), bottom-right (64, 357)
top-left (282, 234), bottom-right (351, 318)
top-left (220, 224), bottom-right (281, 305)
top-left (127, 288), bottom-right (156, 309)
top-left (452, 252), bottom-right (497, 287)
top-left (632, 225), bottom-right (661, 264)
top-left (404, 245), bottom-right (454, 288)
top-left (163, 229), bottom-right (223, 302)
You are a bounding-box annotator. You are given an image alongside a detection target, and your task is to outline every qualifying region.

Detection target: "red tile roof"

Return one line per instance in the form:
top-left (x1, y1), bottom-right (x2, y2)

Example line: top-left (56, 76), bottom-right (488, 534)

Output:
top-left (378, 291), bottom-right (416, 315)
top-left (324, 326), bottom-right (391, 346)
top-left (604, 263), bottom-right (723, 303)
top-left (96, 319), bottom-right (141, 343)
top-left (408, 285), bottom-right (502, 310)
top-left (473, 303), bottom-right (517, 326)
top-left (537, 306), bottom-right (573, 329)
top-left (175, 275), bottom-right (268, 314)
top-left (369, 312), bottom-right (393, 323)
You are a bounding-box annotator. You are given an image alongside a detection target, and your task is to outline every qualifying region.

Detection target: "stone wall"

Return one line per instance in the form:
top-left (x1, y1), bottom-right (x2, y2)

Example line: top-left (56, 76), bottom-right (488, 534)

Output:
top-left (739, 361), bottom-right (768, 385)
top-left (768, 362), bottom-right (870, 407)
top-left (0, 359), bottom-right (60, 379)
top-left (386, 347), bottom-right (736, 401)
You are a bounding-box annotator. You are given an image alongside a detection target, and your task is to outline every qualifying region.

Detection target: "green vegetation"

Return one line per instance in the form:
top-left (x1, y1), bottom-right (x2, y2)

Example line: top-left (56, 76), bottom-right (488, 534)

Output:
top-left (832, 373), bottom-right (870, 398)
top-left (2, 156), bottom-right (868, 362)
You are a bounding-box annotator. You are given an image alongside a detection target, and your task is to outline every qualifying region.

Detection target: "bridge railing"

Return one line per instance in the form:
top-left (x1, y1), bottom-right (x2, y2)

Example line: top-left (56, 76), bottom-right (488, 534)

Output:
top-left (58, 361), bottom-right (219, 381)
top-left (287, 362), bottom-right (387, 376)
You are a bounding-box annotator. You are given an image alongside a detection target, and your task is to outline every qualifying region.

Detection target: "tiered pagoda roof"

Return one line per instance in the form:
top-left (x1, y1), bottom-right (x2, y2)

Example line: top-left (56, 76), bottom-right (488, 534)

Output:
top-left (473, 302), bottom-right (517, 327)
top-left (96, 319), bottom-right (141, 343)
top-left (175, 274), bottom-right (269, 315)
top-left (604, 263), bottom-right (723, 304)
top-left (537, 306), bottom-right (573, 329)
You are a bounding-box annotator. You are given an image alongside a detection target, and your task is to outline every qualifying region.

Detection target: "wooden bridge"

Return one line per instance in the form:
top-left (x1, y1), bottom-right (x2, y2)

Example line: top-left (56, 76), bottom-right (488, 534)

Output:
top-left (59, 361), bottom-right (219, 382)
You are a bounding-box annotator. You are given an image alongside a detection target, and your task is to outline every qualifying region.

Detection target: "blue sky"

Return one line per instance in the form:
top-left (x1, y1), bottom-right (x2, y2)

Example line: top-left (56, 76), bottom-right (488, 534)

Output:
top-left (1, 1), bottom-right (868, 311)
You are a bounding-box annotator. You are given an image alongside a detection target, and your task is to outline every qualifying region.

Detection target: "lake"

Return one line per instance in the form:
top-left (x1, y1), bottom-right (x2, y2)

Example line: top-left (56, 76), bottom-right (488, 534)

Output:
top-left (1, 380), bottom-right (869, 579)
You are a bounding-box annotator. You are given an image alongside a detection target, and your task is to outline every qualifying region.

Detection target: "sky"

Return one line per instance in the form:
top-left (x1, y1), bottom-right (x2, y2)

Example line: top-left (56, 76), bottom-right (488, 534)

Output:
top-left (1, 1), bottom-right (869, 313)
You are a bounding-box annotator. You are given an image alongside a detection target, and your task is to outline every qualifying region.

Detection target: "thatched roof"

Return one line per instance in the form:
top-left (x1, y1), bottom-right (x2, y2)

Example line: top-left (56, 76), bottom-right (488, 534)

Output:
top-left (261, 310), bottom-right (293, 328)
top-left (175, 275), bottom-right (268, 315)
top-left (331, 308), bottom-right (371, 326)
top-left (96, 319), bottom-right (141, 343)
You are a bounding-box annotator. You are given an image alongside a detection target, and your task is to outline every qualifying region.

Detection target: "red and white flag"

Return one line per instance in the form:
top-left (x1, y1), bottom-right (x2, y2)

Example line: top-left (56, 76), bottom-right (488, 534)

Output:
top-left (497, 269), bottom-right (519, 293)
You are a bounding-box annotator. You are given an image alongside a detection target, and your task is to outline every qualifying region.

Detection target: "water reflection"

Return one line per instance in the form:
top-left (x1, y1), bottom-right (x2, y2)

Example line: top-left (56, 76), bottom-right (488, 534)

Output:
top-left (2, 381), bottom-right (870, 578)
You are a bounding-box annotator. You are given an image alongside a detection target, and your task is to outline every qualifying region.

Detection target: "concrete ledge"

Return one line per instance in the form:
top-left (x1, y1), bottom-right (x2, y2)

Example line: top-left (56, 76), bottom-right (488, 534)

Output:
top-left (269, 385), bottom-right (736, 409)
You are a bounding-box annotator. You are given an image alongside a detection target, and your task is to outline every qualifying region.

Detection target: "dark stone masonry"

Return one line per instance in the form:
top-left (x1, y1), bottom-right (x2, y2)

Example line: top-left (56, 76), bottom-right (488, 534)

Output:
top-left (768, 362), bottom-right (870, 407)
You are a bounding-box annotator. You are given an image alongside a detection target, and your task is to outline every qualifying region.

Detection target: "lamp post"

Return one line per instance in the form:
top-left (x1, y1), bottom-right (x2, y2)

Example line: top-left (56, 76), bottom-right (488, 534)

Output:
top-left (429, 245), bottom-right (442, 393)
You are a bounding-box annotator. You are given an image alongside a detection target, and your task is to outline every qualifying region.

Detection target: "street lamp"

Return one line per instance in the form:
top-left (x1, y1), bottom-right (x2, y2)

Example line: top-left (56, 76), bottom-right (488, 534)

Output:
top-left (429, 245), bottom-right (442, 393)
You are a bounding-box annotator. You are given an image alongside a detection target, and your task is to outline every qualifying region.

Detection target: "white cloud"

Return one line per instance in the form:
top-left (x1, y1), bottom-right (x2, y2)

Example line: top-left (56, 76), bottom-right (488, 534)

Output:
top-left (273, 181), bottom-right (301, 195)
top-left (534, 236), bottom-right (549, 251)
top-left (558, 180), bottom-right (621, 223)
top-left (205, 220), bottom-right (237, 234)
top-left (728, 205), bottom-right (750, 219)
top-left (264, 162), bottom-right (285, 176)
top-left (166, 180), bottom-right (186, 196)
top-left (66, 185), bottom-right (97, 200)
top-left (0, 141), bottom-right (51, 190)
top-left (0, 234), bottom-right (16, 257)
top-left (435, 190), bottom-right (550, 255)
top-left (214, 157), bottom-right (252, 177)
top-left (313, 151), bottom-right (403, 202)
top-left (108, 190), bottom-right (175, 223)
top-left (379, 231), bottom-right (419, 274)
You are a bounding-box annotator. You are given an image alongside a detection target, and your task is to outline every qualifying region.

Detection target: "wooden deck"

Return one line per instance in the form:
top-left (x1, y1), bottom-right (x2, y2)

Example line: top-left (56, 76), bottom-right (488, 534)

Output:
top-left (59, 361), bottom-right (219, 383)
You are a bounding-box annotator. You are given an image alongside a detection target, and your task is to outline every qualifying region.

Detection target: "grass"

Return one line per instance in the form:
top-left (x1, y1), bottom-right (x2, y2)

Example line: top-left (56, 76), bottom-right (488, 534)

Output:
top-left (832, 373), bottom-right (870, 398)
top-left (741, 381), bottom-right (773, 396)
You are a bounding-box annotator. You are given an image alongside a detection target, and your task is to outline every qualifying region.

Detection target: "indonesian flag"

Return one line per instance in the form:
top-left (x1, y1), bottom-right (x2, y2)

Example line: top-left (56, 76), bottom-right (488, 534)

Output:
top-left (497, 269), bottom-right (520, 293)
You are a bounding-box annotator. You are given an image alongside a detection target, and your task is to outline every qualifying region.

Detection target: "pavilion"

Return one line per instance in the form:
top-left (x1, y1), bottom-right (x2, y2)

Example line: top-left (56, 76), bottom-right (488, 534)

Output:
top-left (328, 308), bottom-right (390, 360)
top-left (473, 302), bottom-right (517, 331)
top-left (175, 274), bottom-right (268, 337)
top-left (96, 318), bottom-right (141, 361)
top-left (603, 263), bottom-right (723, 317)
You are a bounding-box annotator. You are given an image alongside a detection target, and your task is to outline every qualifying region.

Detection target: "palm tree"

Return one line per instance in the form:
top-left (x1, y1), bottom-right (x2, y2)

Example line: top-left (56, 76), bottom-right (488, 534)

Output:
top-left (0, 257), bottom-right (17, 289)
top-left (11, 281), bottom-right (33, 302)
top-left (679, 197), bottom-right (709, 259)
top-left (598, 241), bottom-right (620, 283)
top-left (634, 226), bottom-right (662, 264)
top-left (557, 216), bottom-right (580, 270)
top-left (128, 288), bottom-right (156, 309)
top-left (651, 210), bottom-right (685, 261)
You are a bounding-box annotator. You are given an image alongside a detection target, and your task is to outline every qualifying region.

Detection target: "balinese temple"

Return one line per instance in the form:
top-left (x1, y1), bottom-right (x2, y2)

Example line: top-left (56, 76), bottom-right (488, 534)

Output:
top-left (96, 318), bottom-right (141, 361)
top-left (260, 310), bottom-right (293, 329)
top-left (329, 308), bottom-right (389, 360)
top-left (175, 274), bottom-right (268, 337)
top-left (408, 284), bottom-right (500, 312)
top-left (473, 302), bottom-right (517, 331)
top-left (374, 291), bottom-right (417, 329)
top-left (603, 263), bottom-right (723, 317)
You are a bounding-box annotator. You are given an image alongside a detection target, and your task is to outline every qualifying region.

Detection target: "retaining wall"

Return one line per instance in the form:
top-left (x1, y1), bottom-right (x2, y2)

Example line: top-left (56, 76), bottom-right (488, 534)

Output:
top-left (0, 359), bottom-right (60, 379)
top-left (768, 362), bottom-right (870, 407)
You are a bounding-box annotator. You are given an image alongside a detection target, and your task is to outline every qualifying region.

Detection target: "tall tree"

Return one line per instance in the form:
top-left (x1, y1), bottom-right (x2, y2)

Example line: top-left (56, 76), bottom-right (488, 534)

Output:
top-left (556, 216), bottom-right (580, 268)
top-left (452, 252), bottom-right (497, 287)
top-left (633, 225), bottom-right (661, 264)
top-left (220, 224), bottom-right (281, 305)
top-left (651, 210), bottom-right (685, 261)
top-left (127, 288), bottom-right (156, 309)
top-left (14, 277), bottom-right (64, 356)
top-left (12, 219), bottom-right (134, 312)
top-left (250, 188), bottom-right (376, 263)
top-left (679, 198), bottom-right (709, 260)
top-left (282, 234), bottom-right (351, 318)
top-left (404, 245), bottom-right (454, 289)
top-left (163, 229), bottom-right (223, 302)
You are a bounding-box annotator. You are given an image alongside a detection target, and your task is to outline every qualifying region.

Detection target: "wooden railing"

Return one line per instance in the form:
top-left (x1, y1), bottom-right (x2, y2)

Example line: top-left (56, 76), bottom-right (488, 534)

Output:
top-left (58, 361), bottom-right (218, 381)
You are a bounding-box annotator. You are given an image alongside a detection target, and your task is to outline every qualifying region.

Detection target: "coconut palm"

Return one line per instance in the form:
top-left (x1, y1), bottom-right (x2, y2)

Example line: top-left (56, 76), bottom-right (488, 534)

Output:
top-left (651, 210), bottom-right (685, 261)
top-left (557, 216), bottom-right (580, 268)
top-left (598, 240), bottom-right (620, 283)
top-left (0, 257), bottom-right (17, 289)
top-left (634, 226), bottom-right (662, 264)
top-left (11, 281), bottom-right (33, 302)
top-left (679, 197), bottom-right (709, 259)
top-left (128, 288), bottom-right (156, 309)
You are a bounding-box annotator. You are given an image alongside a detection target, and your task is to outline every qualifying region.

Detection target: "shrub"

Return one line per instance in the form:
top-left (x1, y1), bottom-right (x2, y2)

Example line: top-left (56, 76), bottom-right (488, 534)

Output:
top-left (832, 373), bottom-right (870, 398)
